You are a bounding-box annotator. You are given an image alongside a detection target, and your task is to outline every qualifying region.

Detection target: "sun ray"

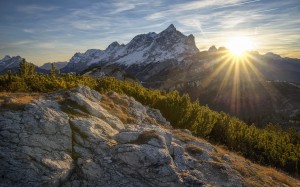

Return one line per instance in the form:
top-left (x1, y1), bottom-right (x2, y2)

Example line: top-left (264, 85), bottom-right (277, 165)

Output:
top-left (231, 57), bottom-right (241, 113)
top-left (202, 53), bottom-right (232, 87)
top-left (245, 56), bottom-right (285, 103)
top-left (216, 55), bottom-right (235, 101)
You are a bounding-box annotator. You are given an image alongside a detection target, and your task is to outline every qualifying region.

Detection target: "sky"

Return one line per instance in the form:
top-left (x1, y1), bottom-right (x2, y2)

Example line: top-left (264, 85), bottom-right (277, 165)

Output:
top-left (0, 0), bottom-right (299, 65)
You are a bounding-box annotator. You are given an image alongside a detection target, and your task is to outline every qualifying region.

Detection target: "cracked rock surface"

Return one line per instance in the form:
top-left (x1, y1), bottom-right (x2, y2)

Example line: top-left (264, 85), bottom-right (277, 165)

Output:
top-left (0, 86), bottom-right (246, 187)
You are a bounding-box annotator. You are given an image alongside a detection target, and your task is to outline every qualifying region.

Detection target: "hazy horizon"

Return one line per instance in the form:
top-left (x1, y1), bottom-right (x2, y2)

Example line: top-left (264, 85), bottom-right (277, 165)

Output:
top-left (1, 0), bottom-right (300, 65)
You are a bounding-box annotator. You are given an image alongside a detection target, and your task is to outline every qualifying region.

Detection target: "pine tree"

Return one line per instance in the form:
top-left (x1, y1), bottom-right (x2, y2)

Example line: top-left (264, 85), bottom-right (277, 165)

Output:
top-left (19, 58), bottom-right (28, 77)
top-left (50, 63), bottom-right (56, 78)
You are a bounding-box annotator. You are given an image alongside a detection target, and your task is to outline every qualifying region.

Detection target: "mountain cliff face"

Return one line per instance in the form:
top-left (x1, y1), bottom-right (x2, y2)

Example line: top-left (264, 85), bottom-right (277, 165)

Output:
top-left (61, 24), bottom-right (199, 74)
top-left (0, 86), bottom-right (299, 187)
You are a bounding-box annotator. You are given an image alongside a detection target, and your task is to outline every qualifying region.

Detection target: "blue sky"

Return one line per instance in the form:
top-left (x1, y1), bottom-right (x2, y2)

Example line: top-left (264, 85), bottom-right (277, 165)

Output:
top-left (0, 0), bottom-right (299, 65)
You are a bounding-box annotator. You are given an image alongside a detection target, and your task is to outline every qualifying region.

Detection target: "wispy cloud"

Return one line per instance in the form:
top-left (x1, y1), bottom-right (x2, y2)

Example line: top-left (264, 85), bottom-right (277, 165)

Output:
top-left (17, 4), bottom-right (58, 14)
top-left (110, 2), bottom-right (136, 14)
top-left (212, 0), bottom-right (260, 10)
top-left (23, 29), bottom-right (35, 34)
top-left (109, 0), bottom-right (158, 14)
top-left (146, 0), bottom-right (243, 20)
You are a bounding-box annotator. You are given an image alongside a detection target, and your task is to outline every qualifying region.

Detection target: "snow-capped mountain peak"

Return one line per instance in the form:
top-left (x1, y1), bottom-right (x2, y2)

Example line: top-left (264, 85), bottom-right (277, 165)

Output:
top-left (162, 24), bottom-right (176, 33)
top-left (106, 41), bottom-right (121, 51)
top-left (0, 55), bottom-right (22, 72)
top-left (2, 55), bottom-right (11, 62)
top-left (62, 24), bottom-right (199, 73)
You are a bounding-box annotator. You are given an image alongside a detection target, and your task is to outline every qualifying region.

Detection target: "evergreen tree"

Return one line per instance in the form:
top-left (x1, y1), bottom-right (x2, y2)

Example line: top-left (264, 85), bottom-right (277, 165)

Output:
top-left (50, 63), bottom-right (56, 78)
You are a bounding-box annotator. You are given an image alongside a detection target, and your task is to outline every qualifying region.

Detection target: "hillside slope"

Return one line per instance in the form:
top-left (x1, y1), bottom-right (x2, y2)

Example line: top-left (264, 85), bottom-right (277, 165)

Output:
top-left (0, 86), bottom-right (299, 187)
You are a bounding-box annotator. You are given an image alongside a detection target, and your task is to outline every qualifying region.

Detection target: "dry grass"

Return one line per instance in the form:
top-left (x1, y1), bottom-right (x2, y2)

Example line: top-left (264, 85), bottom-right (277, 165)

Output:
top-left (143, 116), bottom-right (159, 125)
top-left (173, 129), bottom-right (197, 143)
top-left (0, 92), bottom-right (40, 111)
top-left (213, 145), bottom-right (300, 187)
top-left (107, 91), bottom-right (129, 107)
top-left (100, 93), bottom-right (137, 124)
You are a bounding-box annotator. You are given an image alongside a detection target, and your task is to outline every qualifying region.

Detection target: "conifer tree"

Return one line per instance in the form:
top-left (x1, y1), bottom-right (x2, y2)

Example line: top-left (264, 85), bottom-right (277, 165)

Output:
top-left (50, 63), bottom-right (56, 78)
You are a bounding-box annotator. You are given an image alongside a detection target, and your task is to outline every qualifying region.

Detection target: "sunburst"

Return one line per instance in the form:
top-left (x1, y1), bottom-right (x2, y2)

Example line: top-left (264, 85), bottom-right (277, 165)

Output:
top-left (203, 45), bottom-right (284, 116)
top-left (227, 36), bottom-right (254, 58)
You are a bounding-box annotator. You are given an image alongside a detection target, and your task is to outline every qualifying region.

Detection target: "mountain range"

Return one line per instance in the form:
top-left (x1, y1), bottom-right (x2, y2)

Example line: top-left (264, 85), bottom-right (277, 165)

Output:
top-left (1, 24), bottom-right (300, 128)
top-left (1, 24), bottom-right (300, 84)
top-left (60, 24), bottom-right (199, 76)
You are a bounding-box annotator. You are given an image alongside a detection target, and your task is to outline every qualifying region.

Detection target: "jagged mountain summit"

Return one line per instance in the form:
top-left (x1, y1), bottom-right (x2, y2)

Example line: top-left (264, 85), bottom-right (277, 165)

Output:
top-left (0, 55), bottom-right (22, 73)
top-left (61, 24), bottom-right (199, 73)
top-left (1, 86), bottom-right (298, 186)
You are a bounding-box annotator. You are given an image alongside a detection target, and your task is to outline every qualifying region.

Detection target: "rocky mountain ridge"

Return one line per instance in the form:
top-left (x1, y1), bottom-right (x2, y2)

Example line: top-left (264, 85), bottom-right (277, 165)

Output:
top-left (1, 86), bottom-right (298, 186)
top-left (61, 24), bottom-right (199, 73)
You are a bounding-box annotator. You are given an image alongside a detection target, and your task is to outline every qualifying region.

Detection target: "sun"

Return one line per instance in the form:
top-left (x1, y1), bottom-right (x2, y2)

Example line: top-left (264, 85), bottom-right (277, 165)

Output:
top-left (227, 36), bottom-right (254, 57)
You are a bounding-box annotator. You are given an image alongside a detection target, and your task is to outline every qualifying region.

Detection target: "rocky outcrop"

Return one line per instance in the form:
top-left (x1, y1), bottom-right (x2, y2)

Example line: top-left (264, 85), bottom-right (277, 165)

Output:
top-left (1, 86), bottom-right (297, 186)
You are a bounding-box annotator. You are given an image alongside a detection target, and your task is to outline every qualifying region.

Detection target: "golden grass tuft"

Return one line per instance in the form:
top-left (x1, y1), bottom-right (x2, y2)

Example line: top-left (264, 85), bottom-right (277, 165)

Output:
top-left (173, 129), bottom-right (197, 143)
top-left (100, 94), bottom-right (137, 124)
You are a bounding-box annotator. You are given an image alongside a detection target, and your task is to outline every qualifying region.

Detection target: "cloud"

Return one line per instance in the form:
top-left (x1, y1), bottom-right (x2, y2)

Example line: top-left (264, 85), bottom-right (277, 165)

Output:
top-left (108, 1), bottom-right (157, 15)
top-left (146, 0), bottom-right (242, 20)
top-left (17, 4), bottom-right (58, 14)
top-left (35, 43), bottom-right (57, 49)
top-left (212, 0), bottom-right (260, 10)
top-left (23, 29), bottom-right (35, 34)
top-left (110, 2), bottom-right (136, 14)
